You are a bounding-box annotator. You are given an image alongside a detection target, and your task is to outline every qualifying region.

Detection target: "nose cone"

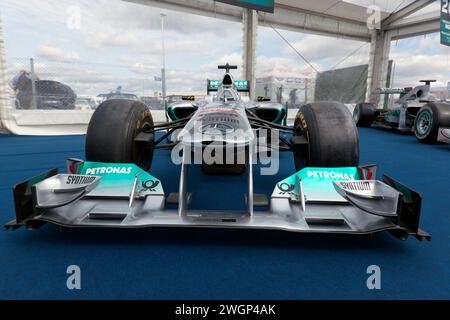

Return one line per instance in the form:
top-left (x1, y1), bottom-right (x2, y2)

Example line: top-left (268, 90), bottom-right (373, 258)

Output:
top-left (175, 105), bottom-right (254, 147)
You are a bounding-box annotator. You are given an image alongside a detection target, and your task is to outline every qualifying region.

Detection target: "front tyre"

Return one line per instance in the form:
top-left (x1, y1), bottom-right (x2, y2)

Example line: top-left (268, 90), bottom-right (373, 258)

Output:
top-left (414, 103), bottom-right (450, 144)
top-left (293, 102), bottom-right (360, 171)
top-left (85, 99), bottom-right (155, 170)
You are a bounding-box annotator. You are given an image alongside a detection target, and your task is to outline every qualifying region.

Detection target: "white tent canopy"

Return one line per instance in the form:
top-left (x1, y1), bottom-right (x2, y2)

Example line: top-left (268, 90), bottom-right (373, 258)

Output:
top-left (126, 0), bottom-right (438, 103)
top-left (128, 0), bottom-right (439, 41)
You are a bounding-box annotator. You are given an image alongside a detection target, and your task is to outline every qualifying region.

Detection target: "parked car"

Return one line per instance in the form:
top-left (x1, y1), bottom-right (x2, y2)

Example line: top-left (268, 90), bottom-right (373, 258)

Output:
top-left (12, 72), bottom-right (76, 110)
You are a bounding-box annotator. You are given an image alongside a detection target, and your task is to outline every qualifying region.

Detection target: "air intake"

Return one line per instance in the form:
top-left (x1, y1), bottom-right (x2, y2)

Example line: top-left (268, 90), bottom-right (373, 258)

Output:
top-left (222, 74), bottom-right (233, 86)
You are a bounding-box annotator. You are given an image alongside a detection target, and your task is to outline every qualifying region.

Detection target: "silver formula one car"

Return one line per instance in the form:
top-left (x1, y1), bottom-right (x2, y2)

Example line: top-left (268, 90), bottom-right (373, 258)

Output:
top-left (353, 80), bottom-right (450, 144)
top-left (5, 64), bottom-right (430, 241)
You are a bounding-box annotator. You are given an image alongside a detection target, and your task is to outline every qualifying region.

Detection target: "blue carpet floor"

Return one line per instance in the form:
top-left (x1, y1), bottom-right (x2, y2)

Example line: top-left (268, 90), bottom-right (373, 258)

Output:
top-left (0, 128), bottom-right (449, 299)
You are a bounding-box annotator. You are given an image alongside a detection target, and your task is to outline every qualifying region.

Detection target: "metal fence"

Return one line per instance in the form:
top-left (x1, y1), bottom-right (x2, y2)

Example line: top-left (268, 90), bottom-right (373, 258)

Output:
top-left (6, 57), bottom-right (165, 111)
top-left (255, 76), bottom-right (316, 109)
top-left (6, 57), bottom-right (372, 111)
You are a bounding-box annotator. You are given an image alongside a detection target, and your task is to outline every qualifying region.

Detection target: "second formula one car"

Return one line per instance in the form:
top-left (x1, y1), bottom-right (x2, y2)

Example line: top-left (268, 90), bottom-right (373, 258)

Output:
top-left (5, 64), bottom-right (430, 241)
top-left (353, 80), bottom-right (450, 143)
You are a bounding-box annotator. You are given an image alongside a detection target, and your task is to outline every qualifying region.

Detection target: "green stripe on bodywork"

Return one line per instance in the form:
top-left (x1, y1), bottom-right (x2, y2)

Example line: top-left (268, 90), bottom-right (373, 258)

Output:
top-left (274, 167), bottom-right (360, 202)
top-left (76, 161), bottom-right (163, 197)
top-left (379, 89), bottom-right (406, 94)
top-left (208, 79), bottom-right (249, 91)
top-left (167, 104), bottom-right (179, 121)
top-left (272, 106), bottom-right (287, 125)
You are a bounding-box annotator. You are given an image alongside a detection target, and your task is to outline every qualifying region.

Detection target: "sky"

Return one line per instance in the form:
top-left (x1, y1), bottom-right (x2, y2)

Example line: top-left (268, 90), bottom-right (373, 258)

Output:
top-left (0, 0), bottom-right (448, 96)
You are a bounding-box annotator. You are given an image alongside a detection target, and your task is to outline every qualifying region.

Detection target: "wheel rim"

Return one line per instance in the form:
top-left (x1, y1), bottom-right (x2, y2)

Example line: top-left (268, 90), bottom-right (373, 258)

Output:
top-left (416, 110), bottom-right (432, 137)
top-left (353, 106), bottom-right (360, 122)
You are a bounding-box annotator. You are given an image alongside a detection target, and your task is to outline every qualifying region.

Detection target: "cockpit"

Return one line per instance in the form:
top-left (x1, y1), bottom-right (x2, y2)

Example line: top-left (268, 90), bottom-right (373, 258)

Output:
top-left (217, 87), bottom-right (239, 102)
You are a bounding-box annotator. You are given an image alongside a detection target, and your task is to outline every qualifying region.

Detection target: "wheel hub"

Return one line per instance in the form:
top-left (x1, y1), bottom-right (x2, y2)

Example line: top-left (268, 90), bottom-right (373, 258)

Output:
top-left (417, 111), bottom-right (431, 136)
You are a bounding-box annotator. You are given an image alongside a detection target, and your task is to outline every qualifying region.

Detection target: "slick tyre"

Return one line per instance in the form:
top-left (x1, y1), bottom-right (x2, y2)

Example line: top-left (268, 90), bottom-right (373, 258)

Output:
top-left (414, 102), bottom-right (450, 144)
top-left (293, 102), bottom-right (360, 171)
top-left (85, 99), bottom-right (155, 171)
top-left (353, 103), bottom-right (376, 127)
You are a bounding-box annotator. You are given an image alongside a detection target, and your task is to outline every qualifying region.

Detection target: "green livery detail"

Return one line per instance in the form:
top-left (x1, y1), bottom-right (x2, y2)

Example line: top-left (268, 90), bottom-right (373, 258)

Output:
top-left (387, 109), bottom-right (401, 116)
top-left (216, 0), bottom-right (274, 13)
top-left (273, 167), bottom-right (361, 203)
top-left (75, 161), bottom-right (164, 197)
top-left (167, 104), bottom-right (179, 121)
top-left (270, 105), bottom-right (287, 125)
top-left (379, 88), bottom-right (407, 94)
top-left (441, 19), bottom-right (450, 46)
top-left (208, 79), bottom-right (249, 92)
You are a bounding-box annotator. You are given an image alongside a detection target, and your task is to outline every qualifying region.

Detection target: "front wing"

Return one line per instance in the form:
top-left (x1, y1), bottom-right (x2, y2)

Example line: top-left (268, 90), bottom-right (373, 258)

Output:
top-left (4, 160), bottom-right (431, 241)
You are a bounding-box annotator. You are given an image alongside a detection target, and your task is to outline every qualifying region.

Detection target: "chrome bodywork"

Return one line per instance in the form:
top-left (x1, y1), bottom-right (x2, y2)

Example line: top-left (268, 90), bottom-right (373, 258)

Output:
top-left (167, 74), bottom-right (286, 125)
top-left (438, 127), bottom-right (450, 143)
top-left (5, 69), bottom-right (431, 241)
top-left (175, 103), bottom-right (254, 147)
top-left (5, 160), bottom-right (431, 241)
top-left (370, 81), bottom-right (440, 132)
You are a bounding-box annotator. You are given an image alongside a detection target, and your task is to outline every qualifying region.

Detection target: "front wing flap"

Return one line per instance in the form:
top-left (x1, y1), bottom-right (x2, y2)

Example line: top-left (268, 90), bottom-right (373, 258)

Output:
top-left (4, 161), bottom-right (430, 241)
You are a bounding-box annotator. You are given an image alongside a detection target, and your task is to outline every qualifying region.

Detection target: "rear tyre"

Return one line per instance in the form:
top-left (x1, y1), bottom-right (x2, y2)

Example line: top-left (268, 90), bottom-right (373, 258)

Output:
top-left (293, 102), bottom-right (360, 171)
top-left (353, 103), bottom-right (376, 127)
top-left (86, 99), bottom-right (155, 171)
top-left (414, 103), bottom-right (450, 144)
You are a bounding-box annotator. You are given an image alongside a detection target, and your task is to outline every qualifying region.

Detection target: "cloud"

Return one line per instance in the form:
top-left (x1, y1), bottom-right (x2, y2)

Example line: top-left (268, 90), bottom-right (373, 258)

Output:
top-left (390, 34), bottom-right (450, 87)
top-left (84, 31), bottom-right (142, 49)
top-left (35, 45), bottom-right (80, 62)
top-left (91, 0), bottom-right (241, 36)
top-left (285, 34), bottom-right (370, 71)
top-left (3, 0), bottom-right (448, 97)
top-left (390, 53), bottom-right (450, 87)
top-left (256, 56), bottom-right (318, 78)
top-left (200, 53), bottom-right (243, 73)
